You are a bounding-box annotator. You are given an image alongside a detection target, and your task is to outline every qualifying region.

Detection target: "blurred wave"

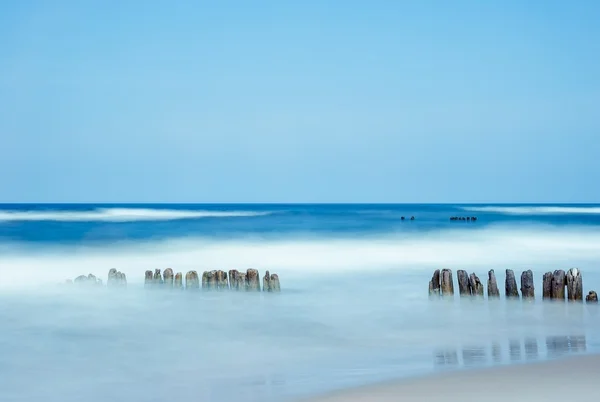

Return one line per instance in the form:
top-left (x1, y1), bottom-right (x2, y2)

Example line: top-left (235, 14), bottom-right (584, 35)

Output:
top-left (0, 207), bottom-right (273, 222)
top-left (461, 206), bottom-right (600, 215)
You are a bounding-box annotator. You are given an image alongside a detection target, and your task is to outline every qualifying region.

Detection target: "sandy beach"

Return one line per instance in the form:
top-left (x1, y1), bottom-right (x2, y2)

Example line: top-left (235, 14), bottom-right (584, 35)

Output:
top-left (303, 354), bottom-right (598, 402)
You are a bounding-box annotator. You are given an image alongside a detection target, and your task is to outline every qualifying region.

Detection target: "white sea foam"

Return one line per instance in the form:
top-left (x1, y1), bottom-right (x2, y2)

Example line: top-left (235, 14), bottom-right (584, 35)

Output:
top-left (1, 224), bottom-right (600, 402)
top-left (461, 206), bottom-right (600, 215)
top-left (1, 224), bottom-right (600, 289)
top-left (0, 207), bottom-right (272, 222)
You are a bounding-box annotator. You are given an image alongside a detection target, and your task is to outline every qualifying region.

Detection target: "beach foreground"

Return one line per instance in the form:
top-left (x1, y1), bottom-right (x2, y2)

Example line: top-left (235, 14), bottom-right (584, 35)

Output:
top-left (303, 354), bottom-right (597, 402)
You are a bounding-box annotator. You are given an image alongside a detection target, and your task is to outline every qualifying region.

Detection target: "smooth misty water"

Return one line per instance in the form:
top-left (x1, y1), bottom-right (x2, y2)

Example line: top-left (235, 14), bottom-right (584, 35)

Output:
top-left (1, 204), bottom-right (600, 402)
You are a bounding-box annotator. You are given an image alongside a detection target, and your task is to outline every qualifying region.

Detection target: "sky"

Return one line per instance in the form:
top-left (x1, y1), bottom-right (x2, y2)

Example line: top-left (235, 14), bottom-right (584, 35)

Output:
top-left (0, 0), bottom-right (599, 203)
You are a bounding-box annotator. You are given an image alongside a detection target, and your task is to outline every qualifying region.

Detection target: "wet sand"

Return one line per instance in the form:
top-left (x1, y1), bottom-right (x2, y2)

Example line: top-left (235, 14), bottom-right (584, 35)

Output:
top-left (302, 354), bottom-right (598, 401)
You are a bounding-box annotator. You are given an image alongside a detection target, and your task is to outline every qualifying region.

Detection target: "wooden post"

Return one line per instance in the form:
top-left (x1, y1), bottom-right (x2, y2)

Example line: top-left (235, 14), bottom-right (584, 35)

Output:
top-left (469, 273), bottom-right (484, 297)
top-left (505, 269), bottom-right (519, 299)
top-left (229, 269), bottom-right (247, 291)
top-left (202, 270), bottom-right (217, 290)
top-left (215, 270), bottom-right (228, 290)
top-left (153, 269), bottom-right (163, 287)
top-left (542, 272), bottom-right (553, 300)
top-left (247, 269), bottom-right (261, 291)
top-left (185, 271), bottom-right (199, 290)
top-left (108, 268), bottom-right (118, 287)
top-left (520, 270), bottom-right (534, 299)
top-left (163, 268), bottom-right (174, 288)
top-left (457, 270), bottom-right (470, 296)
top-left (270, 274), bottom-right (281, 292)
top-left (487, 270), bottom-right (500, 298)
top-left (440, 269), bottom-right (454, 297)
top-left (551, 270), bottom-right (566, 301)
top-left (174, 272), bottom-right (183, 290)
top-left (566, 268), bottom-right (583, 302)
top-left (585, 291), bottom-right (598, 303)
top-left (428, 269), bottom-right (441, 298)
top-left (144, 270), bottom-right (153, 288)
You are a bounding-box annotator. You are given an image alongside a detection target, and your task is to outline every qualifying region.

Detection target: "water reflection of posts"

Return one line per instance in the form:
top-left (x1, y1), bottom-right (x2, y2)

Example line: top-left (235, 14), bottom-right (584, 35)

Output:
top-left (434, 335), bottom-right (586, 368)
top-left (435, 350), bottom-right (459, 366)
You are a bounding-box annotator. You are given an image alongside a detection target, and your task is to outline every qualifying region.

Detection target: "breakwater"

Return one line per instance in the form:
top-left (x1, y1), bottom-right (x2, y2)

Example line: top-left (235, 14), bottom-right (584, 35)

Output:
top-left (66, 268), bottom-right (281, 292)
top-left (428, 268), bottom-right (597, 303)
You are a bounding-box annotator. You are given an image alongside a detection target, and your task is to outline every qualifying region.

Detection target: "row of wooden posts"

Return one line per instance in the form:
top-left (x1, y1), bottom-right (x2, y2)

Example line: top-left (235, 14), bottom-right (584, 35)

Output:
top-left (70, 268), bottom-right (281, 292)
top-left (428, 268), bottom-right (598, 303)
top-left (143, 268), bottom-right (281, 292)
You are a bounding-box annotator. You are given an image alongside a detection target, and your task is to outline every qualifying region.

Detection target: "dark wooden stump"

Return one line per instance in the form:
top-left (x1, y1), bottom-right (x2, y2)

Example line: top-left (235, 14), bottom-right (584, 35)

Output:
top-left (108, 268), bottom-right (119, 287)
top-left (144, 270), bottom-right (153, 288)
top-left (440, 269), bottom-right (454, 297)
top-left (585, 291), bottom-right (598, 303)
top-left (163, 268), bottom-right (174, 288)
top-left (229, 269), bottom-right (247, 291)
top-left (505, 269), bottom-right (519, 299)
top-left (469, 273), bottom-right (484, 297)
top-left (174, 272), bottom-right (183, 290)
top-left (542, 272), bottom-right (552, 300)
top-left (215, 270), bottom-right (228, 290)
top-left (153, 269), bottom-right (163, 287)
top-left (428, 269), bottom-right (441, 298)
top-left (457, 270), bottom-right (470, 297)
top-left (551, 270), bottom-right (566, 301)
top-left (520, 270), bottom-right (535, 299)
top-left (487, 270), bottom-right (500, 298)
top-left (247, 268), bottom-right (261, 291)
top-left (270, 274), bottom-right (281, 292)
top-left (185, 271), bottom-right (199, 290)
top-left (566, 268), bottom-right (583, 302)
top-left (202, 270), bottom-right (217, 290)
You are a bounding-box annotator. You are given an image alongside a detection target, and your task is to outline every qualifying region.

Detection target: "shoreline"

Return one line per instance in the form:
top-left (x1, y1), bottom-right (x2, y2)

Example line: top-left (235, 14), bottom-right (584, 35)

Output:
top-left (300, 353), bottom-right (597, 401)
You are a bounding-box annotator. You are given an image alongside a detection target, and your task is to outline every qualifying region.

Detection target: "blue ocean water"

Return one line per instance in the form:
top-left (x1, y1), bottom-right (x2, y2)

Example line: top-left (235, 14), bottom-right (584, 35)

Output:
top-left (1, 203), bottom-right (600, 402)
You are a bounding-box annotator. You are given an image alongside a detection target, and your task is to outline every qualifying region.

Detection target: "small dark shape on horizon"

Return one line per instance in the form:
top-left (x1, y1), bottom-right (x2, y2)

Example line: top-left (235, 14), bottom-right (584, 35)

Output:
top-left (401, 216), bottom-right (405, 220)
top-left (410, 216), bottom-right (415, 220)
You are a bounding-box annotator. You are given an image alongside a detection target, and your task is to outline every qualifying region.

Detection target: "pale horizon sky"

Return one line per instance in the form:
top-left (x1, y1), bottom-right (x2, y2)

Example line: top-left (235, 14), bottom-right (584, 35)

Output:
top-left (1, 1), bottom-right (599, 203)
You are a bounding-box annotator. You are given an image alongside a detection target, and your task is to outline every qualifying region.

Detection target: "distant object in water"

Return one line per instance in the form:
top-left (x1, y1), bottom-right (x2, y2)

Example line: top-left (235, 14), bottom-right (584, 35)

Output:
top-left (410, 216), bottom-right (415, 220)
top-left (401, 216), bottom-right (405, 221)
top-left (68, 268), bottom-right (281, 293)
top-left (449, 216), bottom-right (477, 221)
top-left (586, 290), bottom-right (598, 303)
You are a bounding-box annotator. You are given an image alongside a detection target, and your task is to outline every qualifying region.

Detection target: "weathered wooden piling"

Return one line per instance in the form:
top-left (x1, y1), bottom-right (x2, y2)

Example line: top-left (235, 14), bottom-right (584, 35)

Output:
top-left (144, 270), bottom-right (153, 288)
top-left (215, 270), bottom-right (228, 290)
top-left (74, 274), bottom-right (103, 286)
top-left (585, 291), bottom-right (598, 303)
top-left (428, 269), bottom-right (441, 297)
top-left (520, 270), bottom-right (534, 299)
top-left (202, 270), bottom-right (217, 289)
top-left (174, 272), bottom-right (183, 289)
top-left (487, 270), bottom-right (500, 298)
top-left (469, 273), bottom-right (484, 297)
top-left (551, 270), bottom-right (566, 301)
top-left (457, 270), bottom-right (470, 297)
top-left (185, 270), bottom-right (199, 290)
top-left (505, 269), bottom-right (519, 299)
top-left (153, 269), bottom-right (163, 287)
top-left (263, 270), bottom-right (281, 292)
top-left (440, 269), bottom-right (454, 297)
top-left (163, 268), bottom-right (174, 288)
top-left (228, 269), bottom-right (248, 291)
top-left (246, 268), bottom-right (261, 292)
top-left (107, 268), bottom-right (127, 288)
top-left (566, 268), bottom-right (583, 302)
top-left (542, 272), bottom-right (552, 300)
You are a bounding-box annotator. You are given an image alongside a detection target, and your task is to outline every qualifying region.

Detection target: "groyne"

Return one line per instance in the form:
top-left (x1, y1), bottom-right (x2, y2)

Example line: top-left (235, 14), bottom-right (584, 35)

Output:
top-left (429, 268), bottom-right (597, 303)
top-left (67, 268), bottom-right (281, 292)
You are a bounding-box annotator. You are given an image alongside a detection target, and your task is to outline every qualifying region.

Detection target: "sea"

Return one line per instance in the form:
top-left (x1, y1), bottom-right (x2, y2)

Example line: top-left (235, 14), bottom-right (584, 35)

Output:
top-left (1, 203), bottom-right (600, 402)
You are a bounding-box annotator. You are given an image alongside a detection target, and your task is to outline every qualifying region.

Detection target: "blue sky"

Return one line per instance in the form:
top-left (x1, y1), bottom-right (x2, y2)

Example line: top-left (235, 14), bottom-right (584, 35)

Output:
top-left (1, 0), bottom-right (598, 203)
